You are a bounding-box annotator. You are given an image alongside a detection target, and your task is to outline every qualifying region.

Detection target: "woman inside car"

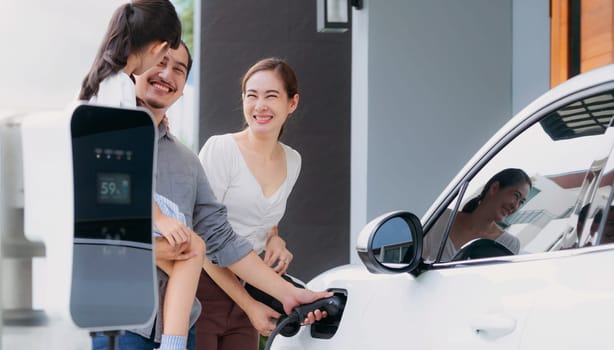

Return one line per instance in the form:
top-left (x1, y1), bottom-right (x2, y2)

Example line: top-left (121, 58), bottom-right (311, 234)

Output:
top-left (423, 168), bottom-right (532, 262)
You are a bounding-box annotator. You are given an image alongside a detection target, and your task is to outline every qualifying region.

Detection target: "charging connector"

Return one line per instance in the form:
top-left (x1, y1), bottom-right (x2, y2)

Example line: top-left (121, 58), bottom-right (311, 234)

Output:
top-left (263, 295), bottom-right (344, 350)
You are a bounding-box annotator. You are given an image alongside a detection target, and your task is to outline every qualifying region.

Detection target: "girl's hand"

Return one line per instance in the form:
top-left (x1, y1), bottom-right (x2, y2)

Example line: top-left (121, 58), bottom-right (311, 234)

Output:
top-left (154, 213), bottom-right (192, 247)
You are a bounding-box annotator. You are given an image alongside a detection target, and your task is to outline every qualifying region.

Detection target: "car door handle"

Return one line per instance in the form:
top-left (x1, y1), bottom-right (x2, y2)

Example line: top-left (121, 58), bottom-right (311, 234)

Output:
top-left (470, 314), bottom-right (517, 338)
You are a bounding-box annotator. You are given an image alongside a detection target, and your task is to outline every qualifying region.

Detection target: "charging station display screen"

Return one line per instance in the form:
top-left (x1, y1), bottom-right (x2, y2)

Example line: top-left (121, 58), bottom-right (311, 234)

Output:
top-left (97, 173), bottom-right (131, 205)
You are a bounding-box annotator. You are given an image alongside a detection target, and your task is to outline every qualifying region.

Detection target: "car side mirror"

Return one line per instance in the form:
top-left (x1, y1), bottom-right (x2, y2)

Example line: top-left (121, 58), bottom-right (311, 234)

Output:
top-left (356, 211), bottom-right (423, 274)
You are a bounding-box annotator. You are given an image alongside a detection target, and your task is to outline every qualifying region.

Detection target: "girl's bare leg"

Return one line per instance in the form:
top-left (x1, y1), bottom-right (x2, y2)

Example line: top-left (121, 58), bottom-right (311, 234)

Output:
top-left (157, 233), bottom-right (205, 337)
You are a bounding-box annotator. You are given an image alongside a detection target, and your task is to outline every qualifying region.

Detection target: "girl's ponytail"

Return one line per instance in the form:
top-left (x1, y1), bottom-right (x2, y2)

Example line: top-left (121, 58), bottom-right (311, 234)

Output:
top-left (461, 196), bottom-right (482, 213)
top-left (79, 3), bottom-right (134, 100)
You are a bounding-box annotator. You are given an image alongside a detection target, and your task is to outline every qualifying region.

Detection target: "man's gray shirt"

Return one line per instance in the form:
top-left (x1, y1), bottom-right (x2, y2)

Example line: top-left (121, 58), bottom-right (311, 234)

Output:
top-left (130, 123), bottom-right (253, 342)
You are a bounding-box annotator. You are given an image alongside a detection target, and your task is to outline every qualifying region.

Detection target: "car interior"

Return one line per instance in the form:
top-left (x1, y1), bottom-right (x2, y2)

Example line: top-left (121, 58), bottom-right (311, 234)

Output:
top-left (424, 91), bottom-right (614, 264)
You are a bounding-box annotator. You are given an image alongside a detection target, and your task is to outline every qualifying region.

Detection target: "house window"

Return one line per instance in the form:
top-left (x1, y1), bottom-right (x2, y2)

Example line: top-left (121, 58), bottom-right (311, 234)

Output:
top-left (551, 0), bottom-right (614, 87)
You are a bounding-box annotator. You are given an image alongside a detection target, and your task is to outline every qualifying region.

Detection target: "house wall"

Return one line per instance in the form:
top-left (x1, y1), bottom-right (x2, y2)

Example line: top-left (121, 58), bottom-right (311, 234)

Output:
top-left (350, 0), bottom-right (550, 262)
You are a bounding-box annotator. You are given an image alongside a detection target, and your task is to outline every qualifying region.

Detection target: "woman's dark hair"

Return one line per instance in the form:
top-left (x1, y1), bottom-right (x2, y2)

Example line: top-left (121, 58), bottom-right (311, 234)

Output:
top-left (79, 0), bottom-right (181, 100)
top-left (240, 57), bottom-right (299, 140)
top-left (462, 168), bottom-right (532, 213)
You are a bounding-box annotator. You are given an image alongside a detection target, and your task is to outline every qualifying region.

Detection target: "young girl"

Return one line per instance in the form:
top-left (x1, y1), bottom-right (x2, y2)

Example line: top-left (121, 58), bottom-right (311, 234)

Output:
top-left (196, 58), bottom-right (301, 349)
top-left (79, 2), bottom-right (202, 350)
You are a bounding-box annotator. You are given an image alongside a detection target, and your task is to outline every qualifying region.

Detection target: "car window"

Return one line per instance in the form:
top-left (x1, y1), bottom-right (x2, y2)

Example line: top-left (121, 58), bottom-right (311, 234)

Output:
top-left (424, 91), bottom-right (614, 263)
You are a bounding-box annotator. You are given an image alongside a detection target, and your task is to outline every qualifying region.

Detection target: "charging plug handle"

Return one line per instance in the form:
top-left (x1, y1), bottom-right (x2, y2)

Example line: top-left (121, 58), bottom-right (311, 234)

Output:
top-left (291, 295), bottom-right (343, 320)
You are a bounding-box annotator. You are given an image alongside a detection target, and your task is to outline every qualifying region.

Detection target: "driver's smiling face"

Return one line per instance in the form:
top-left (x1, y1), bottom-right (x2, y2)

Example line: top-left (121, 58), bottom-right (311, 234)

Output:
top-left (486, 181), bottom-right (530, 222)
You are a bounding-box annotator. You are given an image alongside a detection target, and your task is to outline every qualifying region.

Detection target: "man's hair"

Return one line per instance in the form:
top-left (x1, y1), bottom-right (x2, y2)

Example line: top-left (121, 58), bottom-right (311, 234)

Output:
top-left (179, 40), bottom-right (193, 80)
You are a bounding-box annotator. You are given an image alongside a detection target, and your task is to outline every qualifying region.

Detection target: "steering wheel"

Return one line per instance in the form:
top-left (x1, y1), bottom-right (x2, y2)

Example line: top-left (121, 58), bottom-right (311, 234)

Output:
top-left (450, 238), bottom-right (514, 261)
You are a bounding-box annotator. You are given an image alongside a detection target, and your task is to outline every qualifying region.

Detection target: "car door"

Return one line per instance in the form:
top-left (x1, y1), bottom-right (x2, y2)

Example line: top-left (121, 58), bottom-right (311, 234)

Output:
top-left (416, 88), bottom-right (614, 349)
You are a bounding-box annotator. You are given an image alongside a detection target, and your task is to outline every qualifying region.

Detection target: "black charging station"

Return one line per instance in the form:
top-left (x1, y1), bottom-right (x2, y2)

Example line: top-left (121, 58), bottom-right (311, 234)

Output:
top-left (69, 104), bottom-right (157, 330)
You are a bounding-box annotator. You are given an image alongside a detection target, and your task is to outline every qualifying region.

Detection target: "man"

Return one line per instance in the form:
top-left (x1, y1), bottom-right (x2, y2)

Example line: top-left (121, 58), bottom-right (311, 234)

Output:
top-left (93, 42), bottom-right (330, 350)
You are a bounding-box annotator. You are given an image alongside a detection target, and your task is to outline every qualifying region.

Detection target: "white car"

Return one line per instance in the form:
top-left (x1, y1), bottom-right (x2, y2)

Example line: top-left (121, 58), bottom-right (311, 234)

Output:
top-left (272, 64), bottom-right (614, 349)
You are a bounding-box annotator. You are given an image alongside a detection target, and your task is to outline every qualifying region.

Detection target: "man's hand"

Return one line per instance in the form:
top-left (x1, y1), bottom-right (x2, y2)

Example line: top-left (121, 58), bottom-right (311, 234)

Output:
top-left (155, 237), bottom-right (197, 261)
top-left (280, 288), bottom-right (333, 325)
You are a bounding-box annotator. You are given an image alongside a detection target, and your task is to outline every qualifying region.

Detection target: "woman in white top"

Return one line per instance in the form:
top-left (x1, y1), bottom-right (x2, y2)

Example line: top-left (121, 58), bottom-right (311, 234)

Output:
top-left (196, 58), bottom-right (301, 350)
top-left (423, 168), bottom-right (531, 262)
top-left (199, 134), bottom-right (300, 255)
